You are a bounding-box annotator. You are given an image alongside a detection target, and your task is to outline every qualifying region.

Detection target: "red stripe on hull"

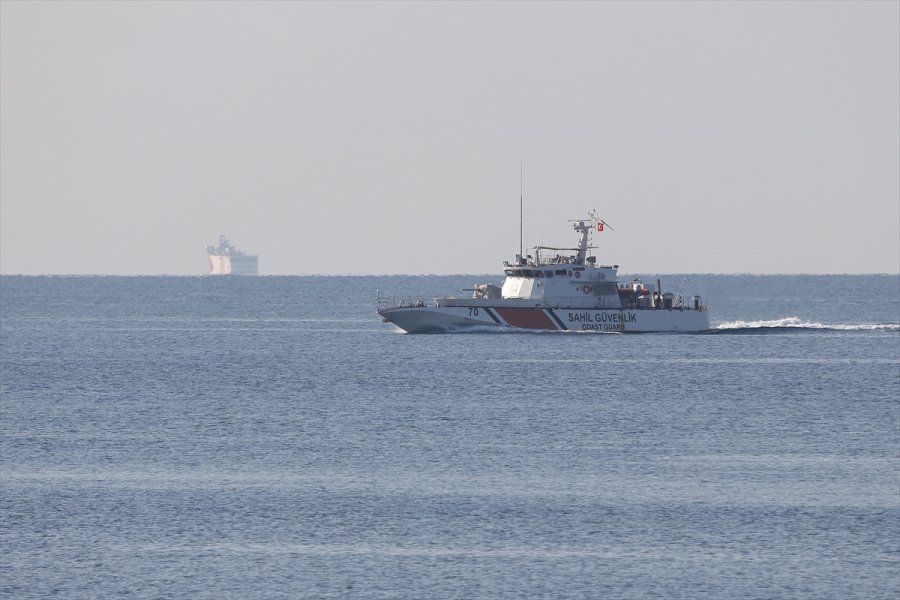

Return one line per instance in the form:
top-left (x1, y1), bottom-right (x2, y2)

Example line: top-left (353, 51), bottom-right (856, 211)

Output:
top-left (494, 308), bottom-right (558, 330)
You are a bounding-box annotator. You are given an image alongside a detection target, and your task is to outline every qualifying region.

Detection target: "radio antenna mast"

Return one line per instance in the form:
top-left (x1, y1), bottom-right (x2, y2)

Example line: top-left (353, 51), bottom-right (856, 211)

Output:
top-left (519, 159), bottom-right (523, 260)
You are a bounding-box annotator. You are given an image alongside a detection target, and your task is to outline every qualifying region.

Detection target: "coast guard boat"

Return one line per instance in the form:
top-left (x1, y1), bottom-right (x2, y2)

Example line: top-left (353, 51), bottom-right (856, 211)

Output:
top-left (377, 212), bottom-right (710, 333)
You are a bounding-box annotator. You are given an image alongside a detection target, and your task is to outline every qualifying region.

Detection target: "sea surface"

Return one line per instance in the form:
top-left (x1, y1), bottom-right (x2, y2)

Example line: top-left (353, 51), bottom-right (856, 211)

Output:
top-left (1, 274), bottom-right (898, 599)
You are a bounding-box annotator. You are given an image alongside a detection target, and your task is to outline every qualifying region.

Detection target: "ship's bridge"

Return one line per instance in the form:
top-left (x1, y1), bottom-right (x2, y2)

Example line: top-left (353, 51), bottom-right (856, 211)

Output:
top-left (500, 260), bottom-right (621, 306)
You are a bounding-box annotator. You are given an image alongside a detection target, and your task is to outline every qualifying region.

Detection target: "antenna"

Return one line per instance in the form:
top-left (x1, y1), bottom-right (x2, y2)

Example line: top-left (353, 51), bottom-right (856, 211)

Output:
top-left (589, 209), bottom-right (615, 232)
top-left (519, 159), bottom-right (523, 259)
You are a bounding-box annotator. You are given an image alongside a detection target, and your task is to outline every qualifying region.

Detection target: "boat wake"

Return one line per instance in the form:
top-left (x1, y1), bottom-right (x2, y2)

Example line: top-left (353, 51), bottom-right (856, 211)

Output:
top-left (711, 317), bottom-right (899, 334)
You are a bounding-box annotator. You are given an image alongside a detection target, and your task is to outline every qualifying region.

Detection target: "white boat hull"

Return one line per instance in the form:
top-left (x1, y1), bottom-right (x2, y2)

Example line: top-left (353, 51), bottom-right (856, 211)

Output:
top-left (379, 304), bottom-right (709, 333)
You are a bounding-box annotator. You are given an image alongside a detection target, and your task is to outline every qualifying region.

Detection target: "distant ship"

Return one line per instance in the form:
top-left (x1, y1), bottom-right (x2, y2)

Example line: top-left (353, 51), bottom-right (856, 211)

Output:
top-left (206, 235), bottom-right (258, 275)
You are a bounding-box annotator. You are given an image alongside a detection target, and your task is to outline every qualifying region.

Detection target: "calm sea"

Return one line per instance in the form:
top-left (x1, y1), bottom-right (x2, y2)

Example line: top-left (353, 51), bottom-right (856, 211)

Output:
top-left (1, 274), bottom-right (898, 599)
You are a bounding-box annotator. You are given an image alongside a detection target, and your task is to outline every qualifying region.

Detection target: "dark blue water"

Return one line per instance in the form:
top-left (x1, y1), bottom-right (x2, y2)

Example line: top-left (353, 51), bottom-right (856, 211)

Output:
top-left (2, 275), bottom-right (898, 599)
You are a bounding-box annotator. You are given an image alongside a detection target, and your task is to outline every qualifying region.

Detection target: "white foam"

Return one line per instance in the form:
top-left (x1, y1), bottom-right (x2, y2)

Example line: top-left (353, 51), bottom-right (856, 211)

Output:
top-left (715, 317), bottom-right (899, 331)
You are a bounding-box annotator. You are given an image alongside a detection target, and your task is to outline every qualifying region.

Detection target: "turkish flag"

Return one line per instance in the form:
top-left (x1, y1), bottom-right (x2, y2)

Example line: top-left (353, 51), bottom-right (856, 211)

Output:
top-left (597, 222), bottom-right (604, 232)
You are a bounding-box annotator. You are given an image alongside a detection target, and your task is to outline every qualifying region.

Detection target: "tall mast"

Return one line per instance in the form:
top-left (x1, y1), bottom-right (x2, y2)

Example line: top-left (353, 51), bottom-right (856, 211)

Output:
top-left (519, 159), bottom-right (523, 260)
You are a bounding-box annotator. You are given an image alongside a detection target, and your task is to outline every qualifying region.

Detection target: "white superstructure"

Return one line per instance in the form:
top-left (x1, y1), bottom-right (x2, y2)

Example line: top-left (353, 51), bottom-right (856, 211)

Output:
top-left (377, 212), bottom-right (709, 333)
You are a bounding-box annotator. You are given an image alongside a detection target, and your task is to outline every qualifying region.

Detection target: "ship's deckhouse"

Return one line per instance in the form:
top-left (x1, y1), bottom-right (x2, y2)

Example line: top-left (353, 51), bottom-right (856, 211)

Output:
top-left (498, 216), bottom-right (622, 306)
top-left (500, 264), bottom-right (622, 308)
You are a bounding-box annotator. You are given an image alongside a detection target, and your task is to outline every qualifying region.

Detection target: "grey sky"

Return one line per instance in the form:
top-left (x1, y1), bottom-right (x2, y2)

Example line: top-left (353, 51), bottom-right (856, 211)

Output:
top-left (1, 0), bottom-right (898, 275)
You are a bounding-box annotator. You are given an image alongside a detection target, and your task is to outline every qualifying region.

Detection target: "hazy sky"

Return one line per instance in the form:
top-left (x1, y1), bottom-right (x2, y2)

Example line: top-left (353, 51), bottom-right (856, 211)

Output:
top-left (1, 0), bottom-right (898, 275)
